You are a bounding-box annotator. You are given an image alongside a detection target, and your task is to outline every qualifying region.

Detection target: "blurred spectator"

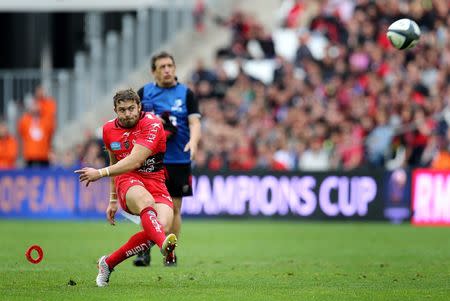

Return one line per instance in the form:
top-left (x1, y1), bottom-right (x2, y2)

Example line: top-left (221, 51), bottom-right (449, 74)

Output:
top-left (430, 129), bottom-right (450, 170)
top-left (309, 2), bottom-right (348, 44)
top-left (284, 0), bottom-right (305, 28)
top-left (53, 149), bottom-right (80, 169)
top-left (298, 135), bottom-right (330, 171)
top-left (214, 10), bottom-right (273, 60)
top-left (228, 138), bottom-right (256, 171)
top-left (403, 107), bottom-right (434, 167)
top-left (193, 0), bottom-right (206, 32)
top-left (191, 59), bottom-right (217, 84)
top-left (278, 0), bottom-right (322, 29)
top-left (18, 101), bottom-right (54, 167)
top-left (34, 85), bottom-right (57, 124)
top-left (80, 138), bottom-right (106, 168)
top-left (246, 24), bottom-right (276, 59)
top-left (0, 119), bottom-right (18, 169)
top-left (214, 10), bottom-right (252, 45)
top-left (365, 111), bottom-right (395, 167)
top-left (336, 121), bottom-right (364, 170)
top-left (295, 29), bottom-right (314, 65)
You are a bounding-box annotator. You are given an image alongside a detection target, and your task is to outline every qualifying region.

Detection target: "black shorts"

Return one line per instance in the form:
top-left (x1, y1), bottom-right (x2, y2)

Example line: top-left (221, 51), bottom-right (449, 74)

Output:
top-left (164, 163), bottom-right (193, 197)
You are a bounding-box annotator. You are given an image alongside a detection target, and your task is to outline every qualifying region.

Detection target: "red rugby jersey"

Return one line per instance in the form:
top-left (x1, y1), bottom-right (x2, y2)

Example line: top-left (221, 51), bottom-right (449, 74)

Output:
top-left (103, 112), bottom-right (166, 180)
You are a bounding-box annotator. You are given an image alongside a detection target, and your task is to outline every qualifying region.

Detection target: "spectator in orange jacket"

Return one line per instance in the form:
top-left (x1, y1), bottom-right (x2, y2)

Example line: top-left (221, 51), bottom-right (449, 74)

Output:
top-left (431, 131), bottom-right (450, 170)
top-left (34, 85), bottom-right (57, 125)
top-left (0, 119), bottom-right (18, 169)
top-left (18, 101), bottom-right (55, 167)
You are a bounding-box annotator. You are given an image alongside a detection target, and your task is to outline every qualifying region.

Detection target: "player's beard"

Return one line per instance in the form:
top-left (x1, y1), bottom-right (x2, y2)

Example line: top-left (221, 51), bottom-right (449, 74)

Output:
top-left (119, 112), bottom-right (139, 128)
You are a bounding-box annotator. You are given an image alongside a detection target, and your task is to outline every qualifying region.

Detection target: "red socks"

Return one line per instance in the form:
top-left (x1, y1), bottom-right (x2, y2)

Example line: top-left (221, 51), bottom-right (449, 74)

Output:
top-left (104, 206), bottom-right (166, 269)
top-left (139, 206), bottom-right (166, 248)
top-left (105, 231), bottom-right (150, 268)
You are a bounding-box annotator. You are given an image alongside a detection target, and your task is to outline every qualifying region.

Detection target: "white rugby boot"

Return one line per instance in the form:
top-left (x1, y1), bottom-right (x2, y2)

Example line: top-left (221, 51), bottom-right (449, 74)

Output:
top-left (96, 256), bottom-right (113, 287)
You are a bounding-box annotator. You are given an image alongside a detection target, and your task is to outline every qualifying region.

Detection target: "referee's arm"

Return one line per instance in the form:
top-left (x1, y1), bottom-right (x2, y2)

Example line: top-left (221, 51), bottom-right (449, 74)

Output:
top-left (185, 88), bottom-right (201, 160)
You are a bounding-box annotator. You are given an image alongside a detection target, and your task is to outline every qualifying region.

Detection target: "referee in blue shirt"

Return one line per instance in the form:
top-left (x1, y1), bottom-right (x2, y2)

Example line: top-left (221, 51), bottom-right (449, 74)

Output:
top-left (134, 51), bottom-right (201, 266)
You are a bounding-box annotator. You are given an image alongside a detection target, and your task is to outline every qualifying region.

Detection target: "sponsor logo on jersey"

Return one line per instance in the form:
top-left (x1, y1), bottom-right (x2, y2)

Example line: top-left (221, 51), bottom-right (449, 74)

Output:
top-left (147, 134), bottom-right (157, 143)
top-left (138, 157), bottom-right (157, 173)
top-left (151, 122), bottom-right (161, 130)
top-left (110, 142), bottom-right (121, 150)
top-left (147, 123), bottom-right (161, 143)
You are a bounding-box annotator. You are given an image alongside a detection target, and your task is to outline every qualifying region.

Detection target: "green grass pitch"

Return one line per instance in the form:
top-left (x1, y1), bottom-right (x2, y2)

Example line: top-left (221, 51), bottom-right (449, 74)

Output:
top-left (0, 219), bottom-right (449, 301)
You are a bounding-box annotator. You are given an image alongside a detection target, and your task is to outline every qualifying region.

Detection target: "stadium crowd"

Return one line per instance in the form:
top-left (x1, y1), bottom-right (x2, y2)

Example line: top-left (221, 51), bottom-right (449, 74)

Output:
top-left (187, 0), bottom-right (450, 171)
top-left (1, 0), bottom-right (450, 172)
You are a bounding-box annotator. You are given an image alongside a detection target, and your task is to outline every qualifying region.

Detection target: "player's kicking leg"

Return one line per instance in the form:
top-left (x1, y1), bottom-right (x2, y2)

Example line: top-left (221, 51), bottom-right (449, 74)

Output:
top-left (134, 200), bottom-right (174, 267)
top-left (96, 233), bottom-right (177, 287)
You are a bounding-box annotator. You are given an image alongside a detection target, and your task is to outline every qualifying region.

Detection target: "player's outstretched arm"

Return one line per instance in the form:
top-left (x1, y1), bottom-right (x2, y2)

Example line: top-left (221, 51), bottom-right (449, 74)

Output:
top-left (74, 144), bottom-right (152, 186)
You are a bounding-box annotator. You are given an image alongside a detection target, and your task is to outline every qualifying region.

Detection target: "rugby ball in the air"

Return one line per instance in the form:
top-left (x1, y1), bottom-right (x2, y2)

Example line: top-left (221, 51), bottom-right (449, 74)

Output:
top-left (386, 18), bottom-right (421, 50)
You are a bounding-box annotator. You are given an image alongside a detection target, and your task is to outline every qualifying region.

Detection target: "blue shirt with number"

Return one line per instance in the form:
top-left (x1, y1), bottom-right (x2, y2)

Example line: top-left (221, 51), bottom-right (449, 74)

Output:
top-left (140, 82), bottom-right (193, 164)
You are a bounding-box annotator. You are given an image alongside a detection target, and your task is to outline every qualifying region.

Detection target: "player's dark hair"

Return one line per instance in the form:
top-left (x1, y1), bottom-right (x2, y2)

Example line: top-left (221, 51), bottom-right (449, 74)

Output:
top-left (113, 88), bottom-right (141, 107)
top-left (151, 51), bottom-right (175, 71)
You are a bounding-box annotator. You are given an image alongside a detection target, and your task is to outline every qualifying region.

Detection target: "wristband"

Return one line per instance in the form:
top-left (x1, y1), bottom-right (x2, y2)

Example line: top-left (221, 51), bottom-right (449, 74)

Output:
top-left (110, 191), bottom-right (118, 203)
top-left (98, 167), bottom-right (111, 178)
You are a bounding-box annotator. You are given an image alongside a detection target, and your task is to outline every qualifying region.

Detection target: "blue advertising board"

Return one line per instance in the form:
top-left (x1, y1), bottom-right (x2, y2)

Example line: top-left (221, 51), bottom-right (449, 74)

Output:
top-left (1, 168), bottom-right (409, 221)
top-left (0, 169), bottom-right (109, 219)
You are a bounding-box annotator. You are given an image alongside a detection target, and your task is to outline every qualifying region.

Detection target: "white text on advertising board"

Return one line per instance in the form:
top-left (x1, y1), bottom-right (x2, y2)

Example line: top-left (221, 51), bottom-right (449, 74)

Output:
top-left (182, 175), bottom-right (377, 217)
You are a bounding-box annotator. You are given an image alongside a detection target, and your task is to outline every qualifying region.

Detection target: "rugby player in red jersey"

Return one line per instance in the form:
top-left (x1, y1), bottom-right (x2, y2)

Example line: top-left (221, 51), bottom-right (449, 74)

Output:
top-left (75, 88), bottom-right (177, 287)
